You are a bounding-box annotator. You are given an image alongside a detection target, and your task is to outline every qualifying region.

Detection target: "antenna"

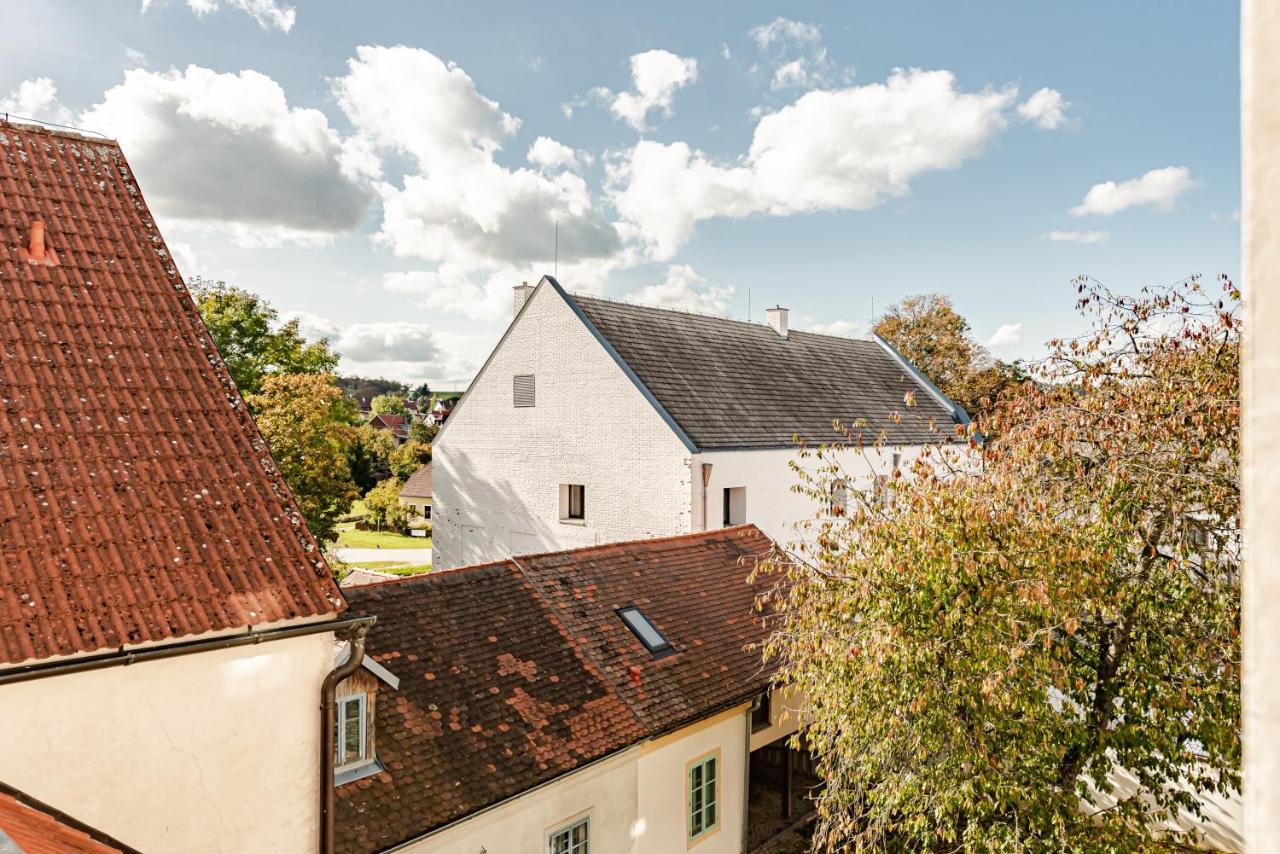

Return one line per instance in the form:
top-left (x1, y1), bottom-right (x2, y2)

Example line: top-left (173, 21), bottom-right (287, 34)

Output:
top-left (747, 289), bottom-right (751, 322)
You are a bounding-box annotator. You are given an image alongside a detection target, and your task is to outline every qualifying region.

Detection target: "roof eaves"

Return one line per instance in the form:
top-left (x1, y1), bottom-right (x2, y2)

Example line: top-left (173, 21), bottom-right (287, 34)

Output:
top-left (551, 278), bottom-right (699, 454)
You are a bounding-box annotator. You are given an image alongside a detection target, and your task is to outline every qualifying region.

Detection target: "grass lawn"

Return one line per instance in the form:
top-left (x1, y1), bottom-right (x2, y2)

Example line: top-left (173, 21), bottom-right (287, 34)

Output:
top-left (380, 563), bottom-right (432, 576)
top-left (334, 523), bottom-right (431, 550)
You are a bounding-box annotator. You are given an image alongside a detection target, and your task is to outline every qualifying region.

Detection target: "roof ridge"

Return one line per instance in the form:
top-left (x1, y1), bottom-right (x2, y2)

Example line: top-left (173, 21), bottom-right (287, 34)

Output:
top-left (503, 523), bottom-right (765, 564)
top-left (0, 117), bottom-right (114, 144)
top-left (570, 290), bottom-right (874, 342)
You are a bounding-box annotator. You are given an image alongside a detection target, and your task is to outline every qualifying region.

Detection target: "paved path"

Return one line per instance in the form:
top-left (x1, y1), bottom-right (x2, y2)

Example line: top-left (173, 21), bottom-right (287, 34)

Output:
top-left (335, 547), bottom-right (432, 566)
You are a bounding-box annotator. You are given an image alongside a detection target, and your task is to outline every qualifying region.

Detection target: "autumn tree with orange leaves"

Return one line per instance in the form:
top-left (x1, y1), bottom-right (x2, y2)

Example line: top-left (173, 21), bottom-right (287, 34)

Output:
top-left (763, 276), bottom-right (1240, 851)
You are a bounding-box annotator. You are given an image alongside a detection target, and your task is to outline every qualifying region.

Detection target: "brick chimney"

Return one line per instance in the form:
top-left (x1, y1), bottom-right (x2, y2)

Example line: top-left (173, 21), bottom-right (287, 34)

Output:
top-left (513, 281), bottom-right (535, 316)
top-left (766, 305), bottom-right (789, 339)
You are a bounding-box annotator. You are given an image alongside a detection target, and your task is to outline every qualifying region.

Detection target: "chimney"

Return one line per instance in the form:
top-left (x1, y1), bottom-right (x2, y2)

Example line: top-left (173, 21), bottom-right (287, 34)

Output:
top-left (766, 305), bottom-right (789, 339)
top-left (19, 219), bottom-right (57, 266)
top-left (513, 281), bottom-right (535, 316)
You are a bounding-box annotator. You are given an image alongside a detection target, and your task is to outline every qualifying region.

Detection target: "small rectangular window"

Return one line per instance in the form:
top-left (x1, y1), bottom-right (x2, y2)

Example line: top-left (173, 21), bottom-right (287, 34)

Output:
top-left (828, 480), bottom-right (848, 516)
top-left (722, 487), bottom-right (745, 526)
top-left (514, 374), bottom-right (536, 407)
top-left (688, 754), bottom-right (719, 840)
top-left (618, 606), bottom-right (672, 655)
top-left (560, 483), bottom-right (586, 521)
top-left (751, 691), bottom-right (771, 732)
top-left (335, 694), bottom-right (367, 767)
top-left (548, 817), bottom-right (589, 854)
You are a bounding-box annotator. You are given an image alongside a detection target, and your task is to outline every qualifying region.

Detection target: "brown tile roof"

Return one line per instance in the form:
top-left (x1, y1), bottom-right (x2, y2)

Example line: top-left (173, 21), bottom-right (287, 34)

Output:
top-left (398, 463), bottom-right (432, 498)
top-left (0, 121), bottom-right (344, 665)
top-left (517, 524), bottom-right (775, 734)
top-left (564, 284), bottom-right (967, 450)
top-left (336, 526), bottom-right (774, 852)
top-left (0, 779), bottom-right (140, 853)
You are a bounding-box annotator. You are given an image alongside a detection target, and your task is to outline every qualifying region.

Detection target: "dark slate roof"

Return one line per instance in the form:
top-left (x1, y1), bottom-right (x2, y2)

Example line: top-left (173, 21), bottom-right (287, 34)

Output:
top-left (398, 463), bottom-right (431, 498)
top-left (566, 289), bottom-right (966, 450)
top-left (0, 779), bottom-right (139, 853)
top-left (335, 526), bottom-right (775, 853)
top-left (0, 121), bottom-right (344, 666)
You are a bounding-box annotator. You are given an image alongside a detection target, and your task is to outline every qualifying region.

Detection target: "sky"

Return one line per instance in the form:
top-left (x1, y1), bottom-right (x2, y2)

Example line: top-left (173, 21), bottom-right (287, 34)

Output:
top-left (1, 1), bottom-right (1241, 388)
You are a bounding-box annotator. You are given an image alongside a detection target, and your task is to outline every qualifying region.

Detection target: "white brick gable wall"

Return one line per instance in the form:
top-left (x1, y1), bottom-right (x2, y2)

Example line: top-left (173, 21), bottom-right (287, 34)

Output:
top-left (433, 283), bottom-right (694, 569)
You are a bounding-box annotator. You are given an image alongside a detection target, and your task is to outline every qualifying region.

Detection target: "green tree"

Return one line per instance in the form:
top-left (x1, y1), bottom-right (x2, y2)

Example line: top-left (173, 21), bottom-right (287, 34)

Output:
top-left (389, 439), bottom-right (432, 481)
top-left (409, 419), bottom-right (438, 444)
top-left (347, 424), bottom-right (396, 494)
top-left (874, 293), bottom-right (1023, 417)
top-left (191, 278), bottom-right (338, 397)
top-left (371, 393), bottom-right (408, 415)
top-left (247, 373), bottom-right (359, 543)
top-left (763, 276), bottom-right (1240, 851)
top-left (364, 477), bottom-right (407, 531)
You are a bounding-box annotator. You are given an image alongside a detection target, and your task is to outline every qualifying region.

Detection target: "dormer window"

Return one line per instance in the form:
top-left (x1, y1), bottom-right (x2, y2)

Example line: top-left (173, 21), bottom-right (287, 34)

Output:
top-left (336, 694), bottom-right (368, 767)
top-left (333, 649), bottom-right (400, 786)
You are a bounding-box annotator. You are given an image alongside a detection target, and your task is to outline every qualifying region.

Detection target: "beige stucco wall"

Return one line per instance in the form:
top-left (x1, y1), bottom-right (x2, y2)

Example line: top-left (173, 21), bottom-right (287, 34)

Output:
top-left (396, 746), bottom-right (640, 853)
top-left (748, 687), bottom-right (809, 753)
top-left (635, 706), bottom-right (750, 854)
top-left (0, 628), bottom-right (333, 853)
top-left (1242, 0), bottom-right (1280, 846)
top-left (399, 705), bottom-right (755, 853)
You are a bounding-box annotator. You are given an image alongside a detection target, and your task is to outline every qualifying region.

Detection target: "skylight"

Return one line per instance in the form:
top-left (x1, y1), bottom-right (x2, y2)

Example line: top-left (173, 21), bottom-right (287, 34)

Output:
top-left (618, 606), bottom-right (673, 655)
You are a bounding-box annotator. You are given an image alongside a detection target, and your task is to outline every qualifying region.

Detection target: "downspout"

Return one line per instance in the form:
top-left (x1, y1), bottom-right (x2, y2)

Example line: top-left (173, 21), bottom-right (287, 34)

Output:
top-left (742, 707), bottom-right (753, 852)
top-left (320, 620), bottom-right (373, 854)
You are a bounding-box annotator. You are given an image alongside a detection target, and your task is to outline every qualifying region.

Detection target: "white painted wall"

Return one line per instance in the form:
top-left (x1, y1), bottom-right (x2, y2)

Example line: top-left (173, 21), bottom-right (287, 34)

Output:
top-left (396, 747), bottom-right (640, 854)
top-left (434, 283), bottom-right (693, 569)
top-left (697, 444), bottom-right (928, 547)
top-left (0, 626), bottom-right (333, 853)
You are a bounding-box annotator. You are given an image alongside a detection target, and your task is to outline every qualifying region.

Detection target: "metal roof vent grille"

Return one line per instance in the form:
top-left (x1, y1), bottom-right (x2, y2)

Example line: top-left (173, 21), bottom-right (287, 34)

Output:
top-left (513, 374), bottom-right (535, 408)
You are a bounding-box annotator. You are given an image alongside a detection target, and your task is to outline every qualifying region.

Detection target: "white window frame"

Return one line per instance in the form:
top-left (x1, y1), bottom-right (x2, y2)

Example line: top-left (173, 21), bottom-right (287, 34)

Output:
top-left (547, 815), bottom-right (589, 854)
top-left (335, 693), bottom-right (367, 769)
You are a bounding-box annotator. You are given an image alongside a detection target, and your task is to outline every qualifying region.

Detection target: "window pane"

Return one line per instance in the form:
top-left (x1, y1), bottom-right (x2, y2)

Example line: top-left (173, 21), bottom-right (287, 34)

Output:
top-left (706, 801), bottom-right (715, 827)
top-left (619, 608), bottom-right (668, 652)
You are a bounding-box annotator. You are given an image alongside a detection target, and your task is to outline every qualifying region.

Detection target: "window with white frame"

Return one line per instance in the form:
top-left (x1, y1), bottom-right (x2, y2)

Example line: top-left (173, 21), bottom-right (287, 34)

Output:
top-left (548, 816), bottom-right (588, 854)
top-left (335, 694), bottom-right (367, 767)
top-left (688, 752), bottom-right (719, 841)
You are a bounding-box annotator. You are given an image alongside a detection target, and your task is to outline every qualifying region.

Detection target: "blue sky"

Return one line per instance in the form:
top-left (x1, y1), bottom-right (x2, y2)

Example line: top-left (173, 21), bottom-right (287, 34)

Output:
top-left (2, 1), bottom-right (1240, 387)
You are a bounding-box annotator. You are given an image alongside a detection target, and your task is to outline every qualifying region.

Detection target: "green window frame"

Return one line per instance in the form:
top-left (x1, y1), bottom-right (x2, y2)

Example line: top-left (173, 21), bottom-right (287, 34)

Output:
top-left (687, 754), bottom-right (718, 840)
top-left (548, 816), bottom-right (588, 854)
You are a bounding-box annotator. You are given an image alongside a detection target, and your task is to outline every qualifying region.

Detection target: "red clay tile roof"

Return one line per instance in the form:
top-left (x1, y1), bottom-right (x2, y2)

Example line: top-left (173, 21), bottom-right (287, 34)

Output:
top-left (335, 526), bottom-right (774, 852)
top-left (337, 561), bottom-right (646, 853)
top-left (0, 121), bottom-right (344, 665)
top-left (517, 524), bottom-right (775, 734)
top-left (370, 413), bottom-right (406, 430)
top-left (0, 779), bottom-right (139, 853)
top-left (398, 463), bottom-right (431, 498)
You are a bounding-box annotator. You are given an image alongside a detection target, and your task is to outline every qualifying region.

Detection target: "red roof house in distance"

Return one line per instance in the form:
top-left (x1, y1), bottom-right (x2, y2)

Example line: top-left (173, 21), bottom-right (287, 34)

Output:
top-left (0, 119), bottom-right (360, 852)
top-left (0, 779), bottom-right (140, 854)
top-left (334, 525), bottom-right (810, 853)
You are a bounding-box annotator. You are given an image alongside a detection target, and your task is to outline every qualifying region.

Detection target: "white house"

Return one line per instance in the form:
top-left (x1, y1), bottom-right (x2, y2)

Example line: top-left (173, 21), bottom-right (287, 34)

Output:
top-left (335, 526), bottom-right (811, 854)
top-left (0, 119), bottom-right (367, 854)
top-left (432, 276), bottom-right (970, 569)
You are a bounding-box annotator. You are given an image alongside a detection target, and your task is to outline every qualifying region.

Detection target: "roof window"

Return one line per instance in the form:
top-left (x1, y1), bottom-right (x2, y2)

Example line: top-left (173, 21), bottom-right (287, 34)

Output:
top-left (618, 606), bottom-right (673, 655)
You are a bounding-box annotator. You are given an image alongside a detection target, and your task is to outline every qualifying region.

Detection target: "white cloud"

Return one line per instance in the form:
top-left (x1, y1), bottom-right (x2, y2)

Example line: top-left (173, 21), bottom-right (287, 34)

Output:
top-left (338, 321), bottom-right (439, 362)
top-left (986, 322), bottom-right (1023, 350)
top-left (749, 18), bottom-right (837, 90)
top-left (809, 319), bottom-right (866, 338)
top-left (333, 45), bottom-right (622, 318)
top-left (1071, 166), bottom-right (1195, 216)
top-left (141, 0), bottom-right (296, 32)
top-left (1017, 87), bottom-right (1068, 129)
top-left (282, 311), bottom-right (474, 386)
top-left (0, 77), bottom-right (72, 124)
top-left (80, 66), bottom-right (373, 243)
top-left (166, 239), bottom-right (201, 277)
top-left (334, 46), bottom-right (617, 267)
top-left (609, 68), bottom-right (1018, 259)
top-left (383, 257), bottom-right (620, 322)
top-left (589, 49), bottom-right (699, 131)
top-left (1045, 229), bottom-right (1109, 243)
top-left (124, 46), bottom-right (148, 67)
top-left (628, 265), bottom-right (732, 314)
top-left (527, 136), bottom-right (584, 172)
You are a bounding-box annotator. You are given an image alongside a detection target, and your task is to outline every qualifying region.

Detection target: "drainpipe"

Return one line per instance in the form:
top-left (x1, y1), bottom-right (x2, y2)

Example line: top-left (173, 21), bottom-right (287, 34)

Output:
top-left (742, 706), bottom-right (753, 852)
top-left (320, 621), bottom-right (372, 854)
